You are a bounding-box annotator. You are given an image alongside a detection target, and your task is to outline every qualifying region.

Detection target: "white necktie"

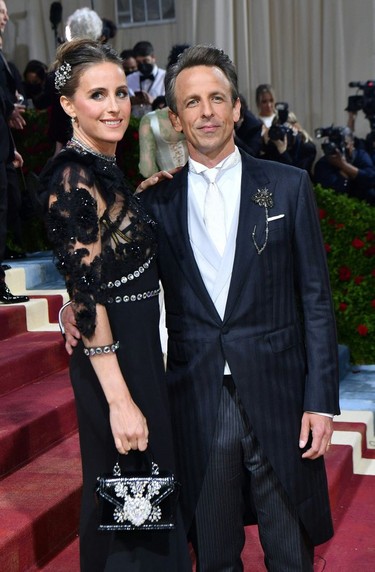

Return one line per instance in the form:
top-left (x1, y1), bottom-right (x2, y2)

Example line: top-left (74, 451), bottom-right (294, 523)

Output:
top-left (202, 168), bottom-right (226, 255)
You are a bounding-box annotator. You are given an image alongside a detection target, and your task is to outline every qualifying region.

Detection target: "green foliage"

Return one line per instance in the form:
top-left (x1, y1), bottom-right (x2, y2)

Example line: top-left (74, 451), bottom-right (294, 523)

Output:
top-left (13, 109), bottom-right (55, 174)
top-left (314, 185), bottom-right (374, 364)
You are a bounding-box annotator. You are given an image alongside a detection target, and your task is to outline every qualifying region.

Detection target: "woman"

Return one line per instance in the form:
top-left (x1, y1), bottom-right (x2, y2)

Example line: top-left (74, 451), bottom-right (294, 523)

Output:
top-left (138, 44), bottom-right (190, 178)
top-left (41, 38), bottom-right (191, 572)
top-left (255, 83), bottom-right (276, 128)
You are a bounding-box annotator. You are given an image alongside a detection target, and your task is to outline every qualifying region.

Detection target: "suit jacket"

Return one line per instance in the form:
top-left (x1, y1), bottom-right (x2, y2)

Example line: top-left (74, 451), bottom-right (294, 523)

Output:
top-left (141, 150), bottom-right (340, 545)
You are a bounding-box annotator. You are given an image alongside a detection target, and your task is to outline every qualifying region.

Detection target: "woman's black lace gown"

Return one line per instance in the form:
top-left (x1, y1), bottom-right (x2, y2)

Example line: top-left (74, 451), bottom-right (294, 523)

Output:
top-left (43, 141), bottom-right (190, 572)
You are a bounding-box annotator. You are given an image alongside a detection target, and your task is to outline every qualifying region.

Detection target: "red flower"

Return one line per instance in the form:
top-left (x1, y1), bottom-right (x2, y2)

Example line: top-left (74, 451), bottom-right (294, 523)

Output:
top-left (328, 218), bottom-right (336, 226)
top-left (352, 237), bottom-right (365, 249)
top-left (132, 132), bottom-right (139, 141)
top-left (339, 303), bottom-right (348, 311)
top-left (336, 223), bottom-right (345, 230)
top-left (364, 246), bottom-right (375, 257)
top-left (371, 300), bottom-right (375, 308)
top-left (354, 275), bottom-right (364, 285)
top-left (324, 243), bottom-right (331, 253)
top-left (372, 269), bottom-right (375, 277)
top-left (319, 209), bottom-right (327, 220)
top-left (357, 324), bottom-right (369, 336)
top-left (339, 266), bottom-right (351, 281)
top-left (366, 231), bottom-right (375, 242)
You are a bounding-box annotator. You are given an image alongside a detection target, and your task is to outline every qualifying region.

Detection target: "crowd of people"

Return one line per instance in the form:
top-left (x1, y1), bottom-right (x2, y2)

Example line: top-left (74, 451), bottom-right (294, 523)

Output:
top-left (0, 2), bottom-right (367, 570)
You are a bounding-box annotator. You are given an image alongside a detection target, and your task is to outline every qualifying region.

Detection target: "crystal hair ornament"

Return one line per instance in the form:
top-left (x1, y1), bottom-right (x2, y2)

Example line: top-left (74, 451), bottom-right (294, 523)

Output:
top-left (251, 188), bottom-right (273, 255)
top-left (55, 62), bottom-right (72, 92)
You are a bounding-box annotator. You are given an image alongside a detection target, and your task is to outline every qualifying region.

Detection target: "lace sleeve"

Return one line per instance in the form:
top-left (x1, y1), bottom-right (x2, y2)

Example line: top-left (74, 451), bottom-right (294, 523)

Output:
top-left (46, 164), bottom-right (104, 339)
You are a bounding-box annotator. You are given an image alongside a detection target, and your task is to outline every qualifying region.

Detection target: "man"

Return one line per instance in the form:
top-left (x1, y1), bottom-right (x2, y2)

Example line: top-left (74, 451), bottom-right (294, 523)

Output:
top-left (0, 1), bottom-right (28, 303)
top-left (314, 126), bottom-right (375, 205)
top-left (127, 40), bottom-right (166, 105)
top-left (0, 0), bottom-right (27, 261)
top-left (0, 86), bottom-right (28, 302)
top-left (64, 45), bottom-right (340, 570)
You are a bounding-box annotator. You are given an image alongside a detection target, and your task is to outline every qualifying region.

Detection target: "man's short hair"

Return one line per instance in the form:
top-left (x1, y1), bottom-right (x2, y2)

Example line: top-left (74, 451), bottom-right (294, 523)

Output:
top-left (132, 41), bottom-right (154, 58)
top-left (165, 44), bottom-right (239, 114)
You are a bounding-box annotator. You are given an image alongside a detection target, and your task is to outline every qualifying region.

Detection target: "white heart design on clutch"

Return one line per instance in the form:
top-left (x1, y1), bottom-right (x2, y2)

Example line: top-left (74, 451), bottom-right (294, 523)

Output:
top-left (124, 496), bottom-right (152, 526)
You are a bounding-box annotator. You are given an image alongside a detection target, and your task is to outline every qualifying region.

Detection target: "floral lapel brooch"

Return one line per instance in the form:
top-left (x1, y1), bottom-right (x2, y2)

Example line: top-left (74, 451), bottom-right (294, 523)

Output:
top-left (251, 187), bottom-right (274, 255)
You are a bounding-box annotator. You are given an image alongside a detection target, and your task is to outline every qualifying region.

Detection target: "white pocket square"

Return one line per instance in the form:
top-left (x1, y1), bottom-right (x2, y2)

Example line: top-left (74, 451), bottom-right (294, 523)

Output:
top-left (267, 214), bottom-right (285, 222)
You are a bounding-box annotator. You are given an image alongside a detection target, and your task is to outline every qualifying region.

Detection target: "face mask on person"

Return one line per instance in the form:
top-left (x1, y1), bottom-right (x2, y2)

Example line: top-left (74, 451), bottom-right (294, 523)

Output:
top-left (137, 62), bottom-right (154, 77)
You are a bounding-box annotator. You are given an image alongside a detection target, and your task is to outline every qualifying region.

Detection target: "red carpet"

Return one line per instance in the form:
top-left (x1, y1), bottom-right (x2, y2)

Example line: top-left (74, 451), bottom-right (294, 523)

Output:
top-left (0, 296), bottom-right (374, 571)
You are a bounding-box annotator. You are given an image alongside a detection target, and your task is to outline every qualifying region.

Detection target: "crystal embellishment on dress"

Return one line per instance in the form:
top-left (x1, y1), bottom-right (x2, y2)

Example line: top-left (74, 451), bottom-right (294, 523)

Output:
top-left (251, 187), bottom-right (274, 255)
top-left (107, 287), bottom-right (161, 304)
top-left (103, 257), bottom-right (154, 289)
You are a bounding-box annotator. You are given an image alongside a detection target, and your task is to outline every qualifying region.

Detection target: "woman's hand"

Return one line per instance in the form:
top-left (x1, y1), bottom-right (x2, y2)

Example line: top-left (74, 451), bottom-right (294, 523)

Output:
top-left (109, 397), bottom-right (149, 454)
top-left (136, 167), bottom-right (181, 193)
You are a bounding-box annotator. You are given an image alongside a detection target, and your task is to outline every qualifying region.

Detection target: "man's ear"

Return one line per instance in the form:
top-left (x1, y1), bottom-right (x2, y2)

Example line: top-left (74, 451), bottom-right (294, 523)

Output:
top-left (233, 97), bottom-right (241, 124)
top-left (59, 95), bottom-right (75, 119)
top-left (168, 109), bottom-right (183, 133)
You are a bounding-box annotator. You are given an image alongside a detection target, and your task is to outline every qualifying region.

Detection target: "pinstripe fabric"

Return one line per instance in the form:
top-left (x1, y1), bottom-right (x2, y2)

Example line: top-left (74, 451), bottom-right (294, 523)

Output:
top-left (141, 150), bottom-right (340, 549)
top-left (191, 379), bottom-right (313, 571)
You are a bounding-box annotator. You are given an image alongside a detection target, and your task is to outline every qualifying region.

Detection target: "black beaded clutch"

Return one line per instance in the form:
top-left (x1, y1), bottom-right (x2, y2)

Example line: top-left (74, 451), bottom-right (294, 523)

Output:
top-left (96, 453), bottom-right (180, 531)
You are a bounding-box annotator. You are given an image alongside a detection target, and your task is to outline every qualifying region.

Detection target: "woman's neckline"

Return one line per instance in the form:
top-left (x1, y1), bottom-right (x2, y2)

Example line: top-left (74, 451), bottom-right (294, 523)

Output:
top-left (67, 137), bottom-right (117, 164)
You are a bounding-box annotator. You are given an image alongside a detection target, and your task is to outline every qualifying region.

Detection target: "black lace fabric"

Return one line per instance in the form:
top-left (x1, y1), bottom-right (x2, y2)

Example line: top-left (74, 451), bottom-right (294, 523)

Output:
top-left (43, 147), bottom-right (157, 339)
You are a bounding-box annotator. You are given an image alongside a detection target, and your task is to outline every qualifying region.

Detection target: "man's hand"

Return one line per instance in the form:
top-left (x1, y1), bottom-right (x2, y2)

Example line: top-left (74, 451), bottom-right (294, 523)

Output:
top-left (62, 303), bottom-right (81, 355)
top-left (136, 168), bottom-right (178, 193)
top-left (12, 150), bottom-right (23, 168)
top-left (299, 412), bottom-right (333, 460)
top-left (131, 90), bottom-right (153, 105)
top-left (8, 104), bottom-right (26, 130)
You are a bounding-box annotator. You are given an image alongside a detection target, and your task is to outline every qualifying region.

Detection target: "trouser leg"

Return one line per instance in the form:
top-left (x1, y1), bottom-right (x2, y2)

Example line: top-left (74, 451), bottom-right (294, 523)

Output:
top-left (242, 423), bottom-right (314, 571)
top-left (192, 377), bottom-right (313, 572)
top-left (6, 163), bottom-right (23, 247)
top-left (191, 380), bottom-right (248, 572)
top-left (0, 161), bottom-right (8, 261)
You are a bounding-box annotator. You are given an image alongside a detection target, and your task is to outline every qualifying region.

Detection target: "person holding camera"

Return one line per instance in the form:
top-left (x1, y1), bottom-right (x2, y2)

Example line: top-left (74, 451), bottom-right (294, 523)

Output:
top-left (314, 126), bottom-right (375, 205)
top-left (255, 83), bottom-right (277, 128)
top-left (260, 105), bottom-right (317, 177)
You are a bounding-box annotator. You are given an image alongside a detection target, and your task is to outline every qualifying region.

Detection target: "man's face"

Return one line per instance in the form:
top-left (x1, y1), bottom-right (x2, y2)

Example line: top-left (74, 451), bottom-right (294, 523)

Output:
top-left (169, 65), bottom-right (240, 165)
top-left (0, 1), bottom-right (8, 35)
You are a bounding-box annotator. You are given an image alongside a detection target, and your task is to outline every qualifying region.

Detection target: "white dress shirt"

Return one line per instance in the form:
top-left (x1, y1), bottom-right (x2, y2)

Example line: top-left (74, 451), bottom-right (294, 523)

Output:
top-left (127, 66), bottom-right (166, 101)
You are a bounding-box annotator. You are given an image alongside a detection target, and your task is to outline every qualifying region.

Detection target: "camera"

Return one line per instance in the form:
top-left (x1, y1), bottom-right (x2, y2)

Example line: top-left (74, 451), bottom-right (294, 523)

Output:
top-left (346, 80), bottom-right (375, 117)
top-left (315, 126), bottom-right (346, 156)
top-left (268, 102), bottom-right (293, 143)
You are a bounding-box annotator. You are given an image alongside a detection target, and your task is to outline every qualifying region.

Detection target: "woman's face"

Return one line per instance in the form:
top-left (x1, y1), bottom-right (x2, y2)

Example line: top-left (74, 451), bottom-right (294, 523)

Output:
top-left (62, 62), bottom-right (131, 154)
top-left (258, 91), bottom-right (275, 117)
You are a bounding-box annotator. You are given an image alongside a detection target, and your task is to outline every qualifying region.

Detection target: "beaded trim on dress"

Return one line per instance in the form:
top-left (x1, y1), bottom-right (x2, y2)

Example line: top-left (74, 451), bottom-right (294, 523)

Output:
top-left (67, 137), bottom-right (117, 164)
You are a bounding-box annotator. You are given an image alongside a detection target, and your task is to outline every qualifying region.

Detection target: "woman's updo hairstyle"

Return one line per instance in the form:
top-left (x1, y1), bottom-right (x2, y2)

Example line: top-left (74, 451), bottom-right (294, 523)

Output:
top-left (53, 38), bottom-right (124, 98)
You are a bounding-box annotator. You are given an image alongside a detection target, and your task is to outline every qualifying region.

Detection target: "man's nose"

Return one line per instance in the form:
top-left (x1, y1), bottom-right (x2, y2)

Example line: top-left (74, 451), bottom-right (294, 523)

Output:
top-left (201, 99), bottom-right (214, 117)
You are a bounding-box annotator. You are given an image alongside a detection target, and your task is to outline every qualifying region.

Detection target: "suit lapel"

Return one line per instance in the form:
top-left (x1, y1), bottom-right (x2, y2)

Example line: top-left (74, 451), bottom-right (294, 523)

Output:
top-left (224, 153), bottom-right (273, 322)
top-left (159, 167), bottom-right (222, 322)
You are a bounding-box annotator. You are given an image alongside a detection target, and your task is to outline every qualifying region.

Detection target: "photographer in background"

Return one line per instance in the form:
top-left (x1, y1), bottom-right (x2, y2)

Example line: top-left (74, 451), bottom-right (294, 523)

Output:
top-left (260, 103), bottom-right (316, 177)
top-left (346, 80), bottom-right (375, 165)
top-left (314, 126), bottom-right (375, 205)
